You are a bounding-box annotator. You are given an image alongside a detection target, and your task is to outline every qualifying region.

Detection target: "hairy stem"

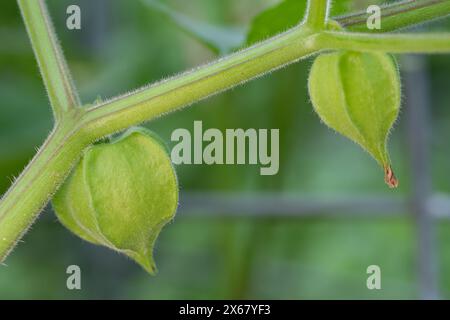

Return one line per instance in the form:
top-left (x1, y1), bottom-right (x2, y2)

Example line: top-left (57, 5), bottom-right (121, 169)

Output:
top-left (0, 112), bottom-right (87, 260)
top-left (335, 0), bottom-right (450, 32)
top-left (80, 26), bottom-right (318, 139)
top-left (0, 25), bottom-right (319, 261)
top-left (18, 0), bottom-right (81, 121)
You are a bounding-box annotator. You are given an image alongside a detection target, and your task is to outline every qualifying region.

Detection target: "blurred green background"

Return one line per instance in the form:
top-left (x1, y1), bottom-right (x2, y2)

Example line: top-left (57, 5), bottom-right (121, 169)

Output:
top-left (1, 0), bottom-right (450, 299)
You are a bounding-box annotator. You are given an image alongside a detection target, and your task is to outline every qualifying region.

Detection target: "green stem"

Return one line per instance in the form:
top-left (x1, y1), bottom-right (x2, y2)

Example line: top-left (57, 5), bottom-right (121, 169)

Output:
top-left (317, 31), bottom-right (450, 53)
top-left (79, 26), bottom-right (318, 139)
top-left (305, 0), bottom-right (330, 30)
top-left (335, 0), bottom-right (450, 32)
top-left (0, 111), bottom-right (87, 260)
top-left (18, 0), bottom-right (81, 121)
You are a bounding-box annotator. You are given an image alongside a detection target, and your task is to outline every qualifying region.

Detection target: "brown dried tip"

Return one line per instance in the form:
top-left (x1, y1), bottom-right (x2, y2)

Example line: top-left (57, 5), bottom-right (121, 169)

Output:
top-left (384, 165), bottom-right (398, 188)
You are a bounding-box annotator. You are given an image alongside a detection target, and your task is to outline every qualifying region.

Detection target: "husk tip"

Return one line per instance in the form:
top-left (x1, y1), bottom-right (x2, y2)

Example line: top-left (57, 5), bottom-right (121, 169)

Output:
top-left (130, 251), bottom-right (157, 275)
top-left (384, 165), bottom-right (398, 188)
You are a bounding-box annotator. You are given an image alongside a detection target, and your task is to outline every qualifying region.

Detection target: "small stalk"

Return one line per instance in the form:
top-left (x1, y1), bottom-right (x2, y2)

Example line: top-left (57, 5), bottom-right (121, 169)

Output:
top-left (317, 31), bottom-right (450, 53)
top-left (304, 0), bottom-right (330, 30)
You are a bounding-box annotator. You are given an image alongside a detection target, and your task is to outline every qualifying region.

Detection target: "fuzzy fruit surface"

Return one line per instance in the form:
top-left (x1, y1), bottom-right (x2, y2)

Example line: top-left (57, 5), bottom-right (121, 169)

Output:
top-left (308, 50), bottom-right (401, 188)
top-left (52, 127), bottom-right (178, 274)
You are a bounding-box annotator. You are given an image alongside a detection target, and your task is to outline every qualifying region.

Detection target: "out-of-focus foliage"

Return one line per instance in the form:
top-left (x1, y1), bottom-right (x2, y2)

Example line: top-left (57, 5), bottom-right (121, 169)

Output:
top-left (142, 0), bottom-right (246, 54)
top-left (1, 0), bottom-right (450, 299)
top-left (246, 0), bottom-right (352, 45)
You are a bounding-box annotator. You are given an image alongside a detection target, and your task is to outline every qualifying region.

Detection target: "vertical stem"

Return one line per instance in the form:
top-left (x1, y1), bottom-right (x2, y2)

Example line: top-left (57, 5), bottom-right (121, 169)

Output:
top-left (0, 122), bottom-right (86, 261)
top-left (305, 0), bottom-right (330, 30)
top-left (404, 55), bottom-right (439, 299)
top-left (18, 0), bottom-right (81, 120)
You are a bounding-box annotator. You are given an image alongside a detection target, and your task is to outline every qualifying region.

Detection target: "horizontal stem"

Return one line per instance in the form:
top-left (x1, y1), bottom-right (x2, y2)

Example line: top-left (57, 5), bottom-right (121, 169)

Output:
top-left (18, 0), bottom-right (81, 121)
top-left (335, 0), bottom-right (450, 32)
top-left (80, 25), bottom-right (318, 139)
top-left (317, 31), bottom-right (450, 53)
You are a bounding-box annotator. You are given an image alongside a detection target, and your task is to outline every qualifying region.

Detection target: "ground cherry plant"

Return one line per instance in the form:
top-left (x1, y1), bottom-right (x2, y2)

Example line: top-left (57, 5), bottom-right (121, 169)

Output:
top-left (0, 0), bottom-right (450, 272)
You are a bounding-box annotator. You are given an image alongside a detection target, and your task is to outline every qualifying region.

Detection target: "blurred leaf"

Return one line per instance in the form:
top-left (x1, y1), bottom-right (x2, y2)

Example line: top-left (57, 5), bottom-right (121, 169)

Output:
top-left (329, 1), bottom-right (353, 18)
top-left (246, 0), bottom-right (352, 45)
top-left (141, 0), bottom-right (246, 55)
top-left (246, 0), bottom-right (306, 45)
